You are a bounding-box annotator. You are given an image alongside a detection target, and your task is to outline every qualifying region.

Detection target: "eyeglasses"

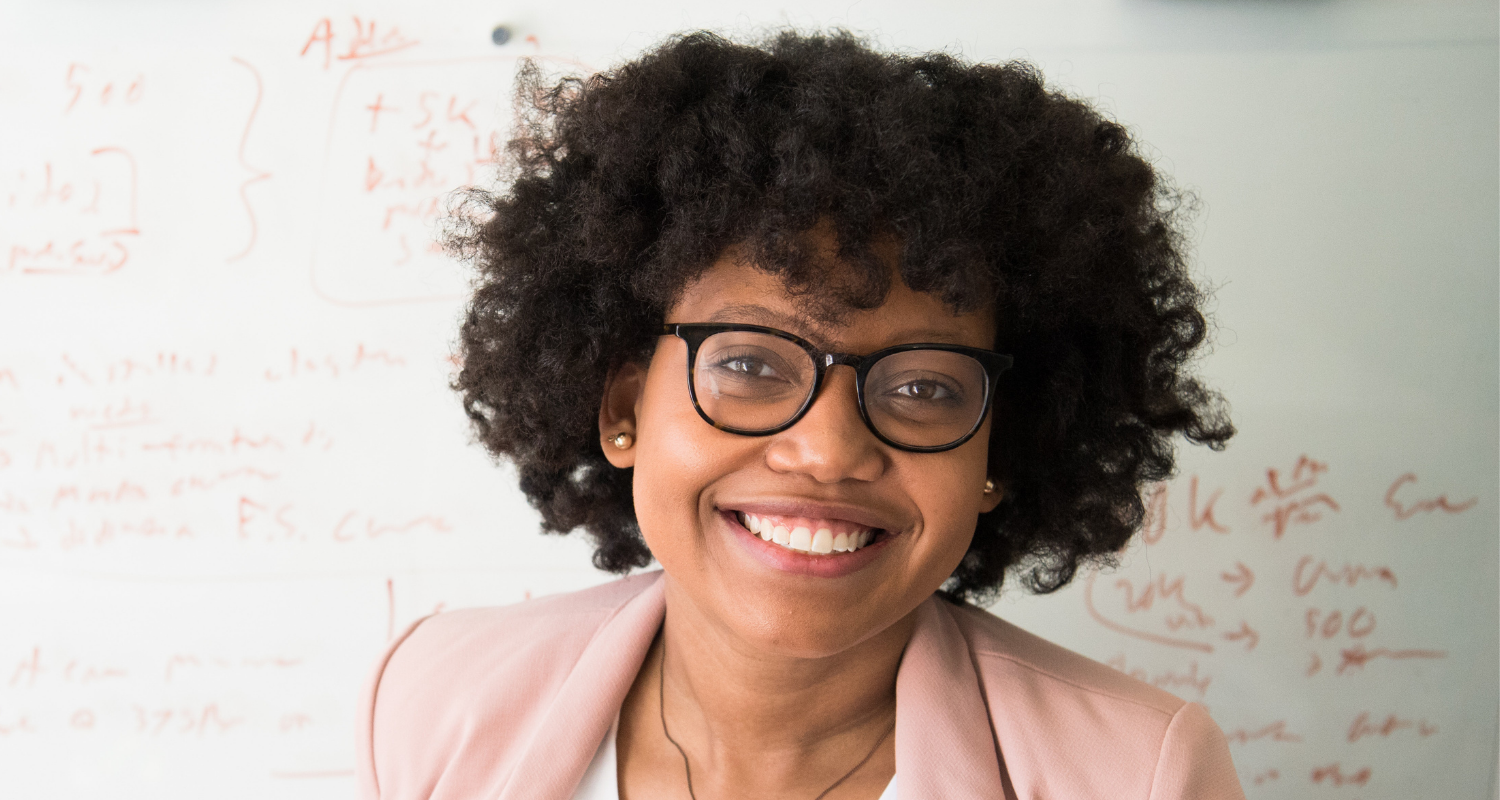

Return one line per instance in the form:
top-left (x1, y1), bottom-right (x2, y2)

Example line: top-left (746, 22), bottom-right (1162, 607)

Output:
top-left (660, 323), bottom-right (1014, 453)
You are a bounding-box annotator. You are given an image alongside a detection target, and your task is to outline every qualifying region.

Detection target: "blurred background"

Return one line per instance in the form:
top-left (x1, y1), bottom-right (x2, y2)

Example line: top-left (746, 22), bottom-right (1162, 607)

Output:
top-left (0, 1), bottom-right (1495, 797)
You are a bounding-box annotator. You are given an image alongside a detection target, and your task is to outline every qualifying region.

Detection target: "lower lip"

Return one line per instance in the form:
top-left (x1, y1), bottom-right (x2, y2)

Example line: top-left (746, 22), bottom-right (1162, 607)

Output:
top-left (719, 510), bottom-right (892, 578)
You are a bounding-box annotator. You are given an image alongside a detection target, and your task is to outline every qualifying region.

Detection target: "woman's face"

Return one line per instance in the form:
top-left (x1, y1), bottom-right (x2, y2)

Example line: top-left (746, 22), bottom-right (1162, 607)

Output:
top-left (603, 245), bottom-right (1003, 658)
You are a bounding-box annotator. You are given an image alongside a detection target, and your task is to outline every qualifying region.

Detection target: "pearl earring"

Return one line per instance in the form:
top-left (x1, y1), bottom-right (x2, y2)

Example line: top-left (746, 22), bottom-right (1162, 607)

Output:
top-left (610, 432), bottom-right (634, 450)
top-left (984, 478), bottom-right (996, 495)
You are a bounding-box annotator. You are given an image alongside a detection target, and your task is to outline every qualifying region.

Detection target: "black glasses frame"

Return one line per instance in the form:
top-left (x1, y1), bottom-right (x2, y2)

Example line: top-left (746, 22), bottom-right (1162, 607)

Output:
top-left (661, 323), bottom-right (1015, 453)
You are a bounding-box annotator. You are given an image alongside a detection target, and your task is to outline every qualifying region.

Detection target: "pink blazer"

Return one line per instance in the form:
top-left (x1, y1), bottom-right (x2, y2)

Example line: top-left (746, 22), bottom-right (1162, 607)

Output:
top-left (356, 571), bottom-right (1245, 799)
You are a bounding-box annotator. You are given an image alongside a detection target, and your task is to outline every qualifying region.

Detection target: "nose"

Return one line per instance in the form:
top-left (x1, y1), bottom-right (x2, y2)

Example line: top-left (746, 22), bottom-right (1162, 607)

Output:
top-left (763, 366), bottom-right (887, 484)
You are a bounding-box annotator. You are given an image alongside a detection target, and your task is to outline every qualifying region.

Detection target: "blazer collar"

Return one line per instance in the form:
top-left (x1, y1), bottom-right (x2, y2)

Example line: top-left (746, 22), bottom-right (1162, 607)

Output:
top-left (894, 597), bottom-right (1010, 797)
top-left (500, 574), bottom-right (1007, 799)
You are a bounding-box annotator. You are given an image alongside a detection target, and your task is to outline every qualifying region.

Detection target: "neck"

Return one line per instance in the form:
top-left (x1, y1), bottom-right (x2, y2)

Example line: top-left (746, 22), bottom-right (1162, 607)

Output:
top-left (661, 574), bottom-right (910, 747)
top-left (619, 572), bottom-right (911, 798)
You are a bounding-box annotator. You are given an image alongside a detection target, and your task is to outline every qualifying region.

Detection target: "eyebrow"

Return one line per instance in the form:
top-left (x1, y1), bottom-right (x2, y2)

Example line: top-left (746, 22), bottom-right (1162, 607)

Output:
top-left (706, 303), bottom-right (803, 327)
top-left (701, 304), bottom-right (977, 349)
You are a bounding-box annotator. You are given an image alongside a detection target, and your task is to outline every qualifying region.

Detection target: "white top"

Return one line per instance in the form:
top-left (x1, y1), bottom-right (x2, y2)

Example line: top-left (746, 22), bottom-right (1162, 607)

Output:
top-left (573, 715), bottom-right (898, 799)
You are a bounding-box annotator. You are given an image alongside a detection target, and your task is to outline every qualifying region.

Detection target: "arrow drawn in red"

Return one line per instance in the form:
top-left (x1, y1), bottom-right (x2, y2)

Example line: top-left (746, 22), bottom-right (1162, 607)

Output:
top-left (1221, 561), bottom-right (1254, 597)
top-left (1224, 621), bottom-right (1259, 651)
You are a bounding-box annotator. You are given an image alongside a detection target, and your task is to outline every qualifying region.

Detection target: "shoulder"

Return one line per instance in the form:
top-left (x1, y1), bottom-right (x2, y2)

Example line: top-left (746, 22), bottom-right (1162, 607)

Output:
top-left (382, 571), bottom-right (660, 698)
top-left (950, 600), bottom-right (1186, 718)
top-left (946, 601), bottom-right (1244, 799)
top-left (396, 571), bottom-right (661, 662)
top-left (355, 573), bottom-right (662, 800)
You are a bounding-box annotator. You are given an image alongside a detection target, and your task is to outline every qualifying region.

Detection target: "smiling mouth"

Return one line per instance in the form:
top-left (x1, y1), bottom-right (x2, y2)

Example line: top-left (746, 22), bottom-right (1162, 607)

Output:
top-left (734, 511), bottom-right (884, 555)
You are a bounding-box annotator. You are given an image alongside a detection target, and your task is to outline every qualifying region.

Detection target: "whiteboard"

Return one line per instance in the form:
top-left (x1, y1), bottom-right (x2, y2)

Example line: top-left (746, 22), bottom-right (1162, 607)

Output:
top-left (0, 1), bottom-right (1495, 798)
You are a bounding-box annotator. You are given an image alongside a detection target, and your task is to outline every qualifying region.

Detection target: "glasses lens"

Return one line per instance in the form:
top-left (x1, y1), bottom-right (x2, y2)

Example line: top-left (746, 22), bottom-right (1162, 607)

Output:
top-left (693, 331), bottom-right (816, 431)
top-left (863, 350), bottom-right (989, 448)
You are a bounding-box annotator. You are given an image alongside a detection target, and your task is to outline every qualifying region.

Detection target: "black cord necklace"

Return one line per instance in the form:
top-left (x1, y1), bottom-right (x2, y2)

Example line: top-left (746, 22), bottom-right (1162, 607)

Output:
top-left (657, 635), bottom-right (895, 800)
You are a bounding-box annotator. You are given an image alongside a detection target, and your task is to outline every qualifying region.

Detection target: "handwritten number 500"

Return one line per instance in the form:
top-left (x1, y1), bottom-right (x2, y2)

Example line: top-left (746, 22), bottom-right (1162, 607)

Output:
top-left (1305, 607), bottom-right (1375, 639)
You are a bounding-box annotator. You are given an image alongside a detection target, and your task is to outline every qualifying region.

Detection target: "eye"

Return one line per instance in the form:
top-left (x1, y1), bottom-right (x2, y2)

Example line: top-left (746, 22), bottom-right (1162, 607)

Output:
top-left (715, 355), bottom-right (779, 378)
top-left (892, 380), bottom-right (952, 401)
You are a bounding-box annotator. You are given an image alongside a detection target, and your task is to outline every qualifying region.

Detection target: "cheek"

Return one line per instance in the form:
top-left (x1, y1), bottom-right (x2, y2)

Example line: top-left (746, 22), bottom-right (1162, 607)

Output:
top-left (628, 362), bottom-right (730, 562)
top-left (904, 433), bottom-right (992, 569)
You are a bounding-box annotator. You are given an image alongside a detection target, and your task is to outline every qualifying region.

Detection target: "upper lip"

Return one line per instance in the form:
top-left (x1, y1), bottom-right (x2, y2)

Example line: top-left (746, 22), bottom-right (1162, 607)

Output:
top-left (718, 499), bottom-right (906, 533)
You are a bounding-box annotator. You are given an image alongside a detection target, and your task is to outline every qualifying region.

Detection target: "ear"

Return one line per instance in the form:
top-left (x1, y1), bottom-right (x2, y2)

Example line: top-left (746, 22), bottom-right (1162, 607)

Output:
top-left (599, 361), bottom-right (646, 468)
top-left (979, 478), bottom-right (1005, 514)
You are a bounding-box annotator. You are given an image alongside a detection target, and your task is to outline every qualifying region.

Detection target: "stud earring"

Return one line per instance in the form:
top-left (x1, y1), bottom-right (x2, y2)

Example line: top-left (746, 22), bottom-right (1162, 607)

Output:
top-left (610, 432), bottom-right (634, 450)
top-left (984, 478), bottom-right (996, 495)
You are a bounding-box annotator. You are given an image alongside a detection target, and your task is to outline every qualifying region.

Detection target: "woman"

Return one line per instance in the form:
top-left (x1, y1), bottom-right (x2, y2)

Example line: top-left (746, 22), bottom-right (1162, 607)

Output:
top-left (357, 31), bottom-right (1244, 799)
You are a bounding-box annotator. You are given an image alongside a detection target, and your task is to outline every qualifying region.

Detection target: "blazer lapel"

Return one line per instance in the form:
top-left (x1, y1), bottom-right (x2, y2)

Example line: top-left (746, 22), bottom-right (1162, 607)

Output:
top-left (895, 597), bottom-right (1009, 798)
top-left (497, 575), bottom-right (666, 800)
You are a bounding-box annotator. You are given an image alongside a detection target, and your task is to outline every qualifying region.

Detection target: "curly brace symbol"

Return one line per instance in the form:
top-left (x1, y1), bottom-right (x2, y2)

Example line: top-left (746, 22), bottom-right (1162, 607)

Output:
top-left (228, 57), bottom-right (272, 263)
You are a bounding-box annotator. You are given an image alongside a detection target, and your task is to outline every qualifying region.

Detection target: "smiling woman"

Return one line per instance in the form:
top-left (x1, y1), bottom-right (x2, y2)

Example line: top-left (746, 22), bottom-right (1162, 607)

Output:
top-left (355, 30), bottom-right (1243, 800)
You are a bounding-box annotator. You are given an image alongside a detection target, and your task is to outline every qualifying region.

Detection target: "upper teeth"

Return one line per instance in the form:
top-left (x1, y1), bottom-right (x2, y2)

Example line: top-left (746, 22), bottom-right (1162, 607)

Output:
top-left (738, 512), bottom-right (876, 554)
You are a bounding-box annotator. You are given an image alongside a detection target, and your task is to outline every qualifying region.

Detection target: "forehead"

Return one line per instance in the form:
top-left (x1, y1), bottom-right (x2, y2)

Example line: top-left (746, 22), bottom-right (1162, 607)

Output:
top-left (670, 252), bottom-right (996, 352)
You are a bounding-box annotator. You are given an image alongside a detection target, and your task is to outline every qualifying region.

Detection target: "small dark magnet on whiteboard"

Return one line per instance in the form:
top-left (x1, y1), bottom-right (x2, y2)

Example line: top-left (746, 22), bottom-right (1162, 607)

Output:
top-left (492, 26), bottom-right (512, 46)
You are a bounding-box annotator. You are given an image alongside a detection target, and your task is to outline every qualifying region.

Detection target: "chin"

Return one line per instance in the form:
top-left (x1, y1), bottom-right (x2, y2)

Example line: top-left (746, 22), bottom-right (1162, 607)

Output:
top-left (723, 601), bottom-right (892, 660)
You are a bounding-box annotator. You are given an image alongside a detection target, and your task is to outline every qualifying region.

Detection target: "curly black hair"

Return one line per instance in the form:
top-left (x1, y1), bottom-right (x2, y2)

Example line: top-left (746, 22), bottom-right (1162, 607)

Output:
top-left (446, 30), bottom-right (1233, 601)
